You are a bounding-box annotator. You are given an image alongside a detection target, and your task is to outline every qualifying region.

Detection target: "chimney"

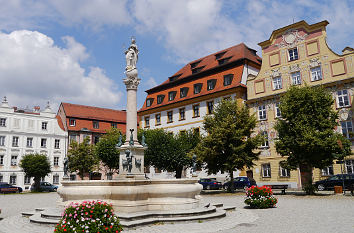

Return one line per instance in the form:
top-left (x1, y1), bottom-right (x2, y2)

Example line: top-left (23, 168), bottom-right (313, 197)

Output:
top-left (33, 106), bottom-right (40, 113)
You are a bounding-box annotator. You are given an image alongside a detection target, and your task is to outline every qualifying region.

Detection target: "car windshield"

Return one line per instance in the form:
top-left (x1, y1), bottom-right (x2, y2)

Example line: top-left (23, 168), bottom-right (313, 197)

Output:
top-left (329, 176), bottom-right (340, 180)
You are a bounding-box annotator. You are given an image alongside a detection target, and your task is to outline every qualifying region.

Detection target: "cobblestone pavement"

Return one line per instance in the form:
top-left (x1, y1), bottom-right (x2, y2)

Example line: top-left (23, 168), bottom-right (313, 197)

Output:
top-left (0, 192), bottom-right (353, 233)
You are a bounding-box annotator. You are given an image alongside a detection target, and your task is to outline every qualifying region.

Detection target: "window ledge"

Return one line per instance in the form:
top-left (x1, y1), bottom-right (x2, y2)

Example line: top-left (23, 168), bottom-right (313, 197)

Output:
top-left (167, 121), bottom-right (173, 124)
top-left (192, 116), bottom-right (200, 118)
top-left (144, 126), bottom-right (150, 129)
top-left (155, 123), bottom-right (161, 126)
top-left (179, 119), bottom-right (185, 121)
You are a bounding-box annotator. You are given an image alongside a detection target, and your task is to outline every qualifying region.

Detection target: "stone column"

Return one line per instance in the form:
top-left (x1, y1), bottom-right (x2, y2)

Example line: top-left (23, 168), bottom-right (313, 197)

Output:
top-left (124, 70), bottom-right (139, 144)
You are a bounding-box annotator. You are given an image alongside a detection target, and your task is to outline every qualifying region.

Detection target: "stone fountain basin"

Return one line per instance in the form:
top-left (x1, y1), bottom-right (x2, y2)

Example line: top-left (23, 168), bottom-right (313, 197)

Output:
top-left (57, 179), bottom-right (202, 213)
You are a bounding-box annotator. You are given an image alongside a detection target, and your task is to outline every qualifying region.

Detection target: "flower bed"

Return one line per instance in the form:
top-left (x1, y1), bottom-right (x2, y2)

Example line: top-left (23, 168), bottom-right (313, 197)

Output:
top-left (54, 200), bottom-right (123, 233)
top-left (244, 186), bottom-right (277, 209)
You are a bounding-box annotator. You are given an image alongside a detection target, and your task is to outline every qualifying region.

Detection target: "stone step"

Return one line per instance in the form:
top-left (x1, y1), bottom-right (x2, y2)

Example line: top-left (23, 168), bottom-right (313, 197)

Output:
top-left (212, 203), bottom-right (223, 208)
top-left (29, 213), bottom-right (59, 225)
top-left (222, 205), bottom-right (236, 211)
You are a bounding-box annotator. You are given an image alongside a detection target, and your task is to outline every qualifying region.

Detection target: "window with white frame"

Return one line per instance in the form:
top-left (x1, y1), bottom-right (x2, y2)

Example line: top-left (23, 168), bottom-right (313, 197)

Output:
top-left (321, 165), bottom-right (334, 176)
top-left (207, 101), bottom-right (214, 114)
top-left (310, 66), bottom-right (322, 81)
top-left (111, 123), bottom-right (117, 128)
top-left (54, 157), bottom-right (59, 166)
top-left (262, 163), bottom-right (271, 177)
top-left (0, 118), bottom-right (6, 127)
top-left (69, 135), bottom-right (77, 143)
top-left (24, 176), bottom-right (31, 185)
top-left (291, 71), bottom-right (301, 85)
top-left (288, 48), bottom-right (298, 61)
top-left (275, 102), bottom-right (281, 118)
top-left (272, 76), bottom-right (282, 90)
top-left (0, 155), bottom-right (4, 165)
top-left (180, 87), bottom-right (189, 98)
top-left (341, 121), bottom-right (353, 139)
top-left (179, 108), bottom-right (185, 120)
top-left (193, 104), bottom-right (200, 117)
top-left (11, 156), bottom-right (17, 166)
top-left (93, 121), bottom-right (99, 129)
top-left (42, 122), bottom-right (48, 130)
top-left (346, 160), bottom-right (354, 174)
top-left (337, 90), bottom-right (350, 108)
top-left (0, 136), bottom-right (5, 146)
top-left (10, 175), bottom-right (16, 185)
top-left (260, 131), bottom-right (269, 148)
top-left (69, 118), bottom-right (76, 126)
top-left (41, 138), bottom-right (47, 148)
top-left (167, 111), bottom-right (173, 123)
top-left (26, 137), bottom-right (33, 148)
top-left (279, 165), bottom-right (290, 177)
top-left (155, 114), bottom-right (161, 125)
top-left (54, 139), bottom-right (60, 149)
top-left (53, 174), bottom-right (59, 184)
top-left (258, 105), bottom-right (267, 120)
top-left (144, 116), bottom-right (150, 127)
top-left (12, 136), bottom-right (19, 147)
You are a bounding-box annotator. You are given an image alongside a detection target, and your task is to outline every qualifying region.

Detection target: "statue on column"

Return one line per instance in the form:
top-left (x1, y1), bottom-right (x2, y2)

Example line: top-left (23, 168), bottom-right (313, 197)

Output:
top-left (125, 37), bottom-right (139, 72)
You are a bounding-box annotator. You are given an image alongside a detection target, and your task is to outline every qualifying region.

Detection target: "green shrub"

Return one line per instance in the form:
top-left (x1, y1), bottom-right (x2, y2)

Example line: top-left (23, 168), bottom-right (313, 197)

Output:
top-left (244, 186), bottom-right (277, 209)
top-left (54, 200), bottom-right (123, 233)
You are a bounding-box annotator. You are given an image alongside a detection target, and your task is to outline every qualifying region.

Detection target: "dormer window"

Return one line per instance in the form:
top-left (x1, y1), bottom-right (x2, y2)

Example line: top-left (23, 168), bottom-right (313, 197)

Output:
top-left (218, 57), bottom-right (231, 65)
top-left (207, 79), bottom-right (217, 91)
top-left (157, 95), bottom-right (165, 104)
top-left (192, 66), bottom-right (204, 74)
top-left (180, 87), bottom-right (189, 98)
top-left (93, 121), bottom-right (99, 129)
top-left (168, 91), bottom-right (177, 101)
top-left (146, 98), bottom-right (154, 107)
top-left (215, 51), bottom-right (226, 60)
top-left (288, 48), bottom-right (298, 61)
top-left (169, 74), bottom-right (181, 82)
top-left (223, 74), bottom-right (233, 86)
top-left (194, 83), bottom-right (203, 94)
top-left (190, 60), bottom-right (201, 69)
top-left (69, 118), bottom-right (76, 126)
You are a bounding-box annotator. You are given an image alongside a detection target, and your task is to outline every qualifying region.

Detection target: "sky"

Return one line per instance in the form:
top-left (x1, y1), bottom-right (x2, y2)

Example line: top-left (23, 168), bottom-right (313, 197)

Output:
top-left (0, 0), bottom-right (353, 112)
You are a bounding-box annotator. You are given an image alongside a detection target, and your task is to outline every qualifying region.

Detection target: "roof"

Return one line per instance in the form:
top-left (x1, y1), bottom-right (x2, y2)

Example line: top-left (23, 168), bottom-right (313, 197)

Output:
top-left (146, 43), bottom-right (261, 93)
top-left (60, 102), bottom-right (126, 123)
top-left (56, 115), bottom-right (65, 131)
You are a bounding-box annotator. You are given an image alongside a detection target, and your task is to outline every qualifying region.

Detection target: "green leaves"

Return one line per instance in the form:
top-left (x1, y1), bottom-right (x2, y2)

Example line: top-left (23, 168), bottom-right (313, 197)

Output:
top-left (20, 153), bottom-right (51, 179)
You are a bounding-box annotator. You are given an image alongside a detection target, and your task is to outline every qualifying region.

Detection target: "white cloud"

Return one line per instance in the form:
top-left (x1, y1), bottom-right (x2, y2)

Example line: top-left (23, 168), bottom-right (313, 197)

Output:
top-left (0, 30), bottom-right (122, 110)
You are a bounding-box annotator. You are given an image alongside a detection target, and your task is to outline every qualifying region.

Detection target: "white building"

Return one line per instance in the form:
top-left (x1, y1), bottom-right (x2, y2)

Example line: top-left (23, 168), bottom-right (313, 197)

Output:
top-left (0, 97), bottom-right (68, 190)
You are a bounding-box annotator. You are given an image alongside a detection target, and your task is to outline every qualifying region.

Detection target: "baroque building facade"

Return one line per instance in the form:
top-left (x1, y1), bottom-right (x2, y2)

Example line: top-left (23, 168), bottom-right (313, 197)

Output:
top-left (0, 98), bottom-right (67, 190)
top-left (247, 20), bottom-right (354, 188)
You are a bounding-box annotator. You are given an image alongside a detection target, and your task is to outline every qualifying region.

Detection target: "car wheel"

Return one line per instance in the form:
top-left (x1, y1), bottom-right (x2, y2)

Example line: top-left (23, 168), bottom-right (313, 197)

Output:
top-left (206, 185), bottom-right (211, 190)
top-left (53, 188), bottom-right (57, 192)
top-left (16, 190), bottom-right (20, 193)
top-left (224, 185), bottom-right (228, 190)
top-left (317, 184), bottom-right (325, 191)
top-left (243, 186), bottom-right (249, 191)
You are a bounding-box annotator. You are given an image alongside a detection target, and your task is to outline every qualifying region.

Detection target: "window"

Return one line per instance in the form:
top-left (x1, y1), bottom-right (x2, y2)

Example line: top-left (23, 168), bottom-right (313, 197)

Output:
top-left (194, 128), bottom-right (200, 135)
top-left (40, 177), bottom-right (45, 182)
top-left (279, 165), bottom-right (290, 177)
top-left (194, 83), bottom-right (202, 94)
top-left (337, 90), bottom-right (350, 108)
top-left (207, 79), bottom-right (216, 91)
top-left (193, 105), bottom-right (200, 117)
top-left (0, 155), bottom-right (4, 165)
top-left (169, 74), bottom-right (181, 82)
top-left (341, 121), bottom-right (353, 139)
top-left (53, 175), bottom-right (59, 184)
top-left (93, 121), bottom-right (99, 129)
top-left (288, 48), bottom-right (298, 61)
top-left (260, 131), bottom-right (269, 148)
top-left (179, 130), bottom-right (186, 135)
top-left (218, 57), bottom-right (231, 65)
top-left (275, 102), bottom-right (281, 118)
top-left (54, 157), bottom-right (59, 166)
top-left (167, 111), bottom-right (173, 123)
top-left (26, 137), bottom-right (33, 148)
top-left (41, 138), bottom-right (47, 148)
top-left (146, 98), bottom-right (154, 107)
top-left (311, 66), bottom-right (322, 81)
top-left (42, 122), bottom-right (48, 130)
top-left (10, 175), bottom-right (16, 185)
top-left (346, 160), bottom-right (354, 174)
top-left (144, 116), bottom-right (150, 127)
top-left (69, 135), bottom-right (77, 143)
top-left (24, 176), bottom-right (31, 185)
top-left (262, 164), bottom-right (271, 177)
top-left (321, 165), bottom-right (334, 176)
top-left (157, 95), bottom-right (165, 104)
top-left (94, 136), bottom-right (100, 144)
top-left (0, 174), bottom-right (3, 182)
top-left (180, 87), bottom-right (189, 98)
top-left (0, 118), bottom-right (6, 127)
top-left (111, 123), bottom-right (117, 128)
top-left (69, 119), bottom-right (76, 126)
top-left (291, 71), bottom-right (301, 85)
top-left (168, 91), bottom-right (177, 101)
top-left (258, 105), bottom-right (267, 120)
top-left (54, 139), bottom-right (60, 149)
top-left (12, 136), bottom-right (19, 147)
top-left (207, 101), bottom-right (214, 114)
top-left (190, 60), bottom-right (201, 69)
top-left (11, 156), bottom-right (17, 166)
top-left (192, 67), bottom-right (204, 74)
top-left (155, 114), bottom-right (161, 125)
top-left (272, 76), bottom-right (282, 90)
top-left (0, 136), bottom-right (5, 146)
top-left (179, 108), bottom-right (185, 120)
top-left (223, 74), bottom-right (233, 86)
top-left (215, 51), bottom-right (226, 60)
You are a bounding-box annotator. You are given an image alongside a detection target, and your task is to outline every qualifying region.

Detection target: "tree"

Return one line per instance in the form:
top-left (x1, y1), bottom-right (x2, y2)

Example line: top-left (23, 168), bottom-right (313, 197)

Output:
top-left (274, 85), bottom-right (351, 194)
top-left (192, 99), bottom-right (263, 192)
top-left (95, 128), bottom-right (125, 175)
top-left (20, 153), bottom-right (51, 191)
top-left (67, 137), bottom-right (99, 179)
top-left (139, 129), bottom-right (200, 178)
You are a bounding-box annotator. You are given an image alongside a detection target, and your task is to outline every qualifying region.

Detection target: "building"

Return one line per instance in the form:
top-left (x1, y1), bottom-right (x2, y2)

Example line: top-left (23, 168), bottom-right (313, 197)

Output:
top-left (138, 43), bottom-right (261, 179)
top-left (246, 20), bottom-right (354, 188)
top-left (0, 97), bottom-right (67, 190)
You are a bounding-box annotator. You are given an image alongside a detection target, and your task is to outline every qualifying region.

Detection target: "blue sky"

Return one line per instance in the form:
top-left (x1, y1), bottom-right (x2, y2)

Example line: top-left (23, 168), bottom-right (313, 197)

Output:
top-left (0, 0), bottom-right (353, 111)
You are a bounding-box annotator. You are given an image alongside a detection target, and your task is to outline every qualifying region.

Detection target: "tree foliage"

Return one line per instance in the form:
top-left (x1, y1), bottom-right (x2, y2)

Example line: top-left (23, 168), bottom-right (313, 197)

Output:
top-left (67, 137), bottom-right (99, 179)
top-left (274, 85), bottom-right (352, 193)
top-left (192, 99), bottom-right (263, 192)
top-left (138, 128), bottom-right (200, 178)
top-left (20, 153), bottom-right (51, 191)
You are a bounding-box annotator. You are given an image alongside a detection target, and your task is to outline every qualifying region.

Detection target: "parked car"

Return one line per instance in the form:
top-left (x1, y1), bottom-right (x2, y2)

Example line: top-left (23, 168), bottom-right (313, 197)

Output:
top-left (0, 182), bottom-right (23, 194)
top-left (198, 178), bottom-right (223, 190)
top-left (315, 174), bottom-right (354, 191)
top-left (30, 182), bottom-right (58, 192)
top-left (223, 177), bottom-right (257, 190)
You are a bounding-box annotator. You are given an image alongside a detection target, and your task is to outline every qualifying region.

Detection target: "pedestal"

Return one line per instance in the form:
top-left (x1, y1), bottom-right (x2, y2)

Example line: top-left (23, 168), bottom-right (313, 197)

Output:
top-left (117, 144), bottom-right (145, 180)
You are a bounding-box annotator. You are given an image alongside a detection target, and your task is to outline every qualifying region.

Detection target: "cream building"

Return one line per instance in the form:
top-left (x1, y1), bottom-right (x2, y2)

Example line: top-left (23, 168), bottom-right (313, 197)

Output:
top-left (247, 20), bottom-right (354, 188)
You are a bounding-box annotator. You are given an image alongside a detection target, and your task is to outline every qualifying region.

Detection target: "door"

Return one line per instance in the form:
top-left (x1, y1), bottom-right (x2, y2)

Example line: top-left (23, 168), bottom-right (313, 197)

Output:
top-left (246, 170), bottom-right (253, 178)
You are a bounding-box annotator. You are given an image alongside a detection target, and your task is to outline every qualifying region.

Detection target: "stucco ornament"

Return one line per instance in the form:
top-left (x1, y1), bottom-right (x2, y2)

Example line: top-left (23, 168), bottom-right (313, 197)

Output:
top-left (309, 58), bottom-right (321, 68)
top-left (275, 29), bottom-right (307, 48)
top-left (289, 64), bottom-right (300, 73)
top-left (270, 68), bottom-right (281, 78)
top-left (339, 109), bottom-right (352, 121)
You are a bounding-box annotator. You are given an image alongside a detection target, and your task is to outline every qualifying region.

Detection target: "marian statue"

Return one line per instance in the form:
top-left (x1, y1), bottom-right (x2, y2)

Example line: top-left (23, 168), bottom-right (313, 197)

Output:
top-left (125, 37), bottom-right (139, 71)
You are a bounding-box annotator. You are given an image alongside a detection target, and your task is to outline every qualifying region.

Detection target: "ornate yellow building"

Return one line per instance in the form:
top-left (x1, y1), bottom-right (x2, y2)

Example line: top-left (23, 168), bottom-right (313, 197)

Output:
top-left (247, 20), bottom-right (354, 188)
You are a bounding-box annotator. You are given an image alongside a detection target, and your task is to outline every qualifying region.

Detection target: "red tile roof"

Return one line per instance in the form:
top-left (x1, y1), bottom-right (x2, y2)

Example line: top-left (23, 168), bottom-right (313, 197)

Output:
top-left (56, 115), bottom-right (65, 131)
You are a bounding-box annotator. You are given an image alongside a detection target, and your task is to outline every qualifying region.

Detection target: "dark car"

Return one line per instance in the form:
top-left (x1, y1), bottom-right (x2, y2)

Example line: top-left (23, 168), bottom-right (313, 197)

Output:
top-left (223, 177), bottom-right (257, 190)
top-left (315, 174), bottom-right (354, 191)
top-left (30, 182), bottom-right (58, 192)
top-left (0, 182), bottom-right (23, 194)
top-left (198, 178), bottom-right (223, 190)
